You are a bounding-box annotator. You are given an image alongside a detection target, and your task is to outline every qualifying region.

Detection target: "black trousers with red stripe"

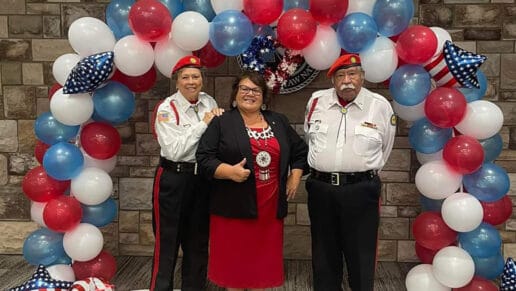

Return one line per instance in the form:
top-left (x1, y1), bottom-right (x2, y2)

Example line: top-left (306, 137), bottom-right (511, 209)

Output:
top-left (150, 167), bottom-right (209, 291)
top-left (306, 175), bottom-right (381, 291)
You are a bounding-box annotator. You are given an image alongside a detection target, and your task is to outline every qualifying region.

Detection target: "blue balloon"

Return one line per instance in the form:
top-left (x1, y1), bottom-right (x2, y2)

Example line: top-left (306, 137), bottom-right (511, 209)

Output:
top-left (479, 134), bottom-right (503, 163)
top-left (390, 65), bottom-right (432, 106)
top-left (419, 194), bottom-right (443, 212)
top-left (47, 253), bottom-right (72, 266)
top-left (43, 142), bottom-right (84, 181)
top-left (93, 81), bottom-right (135, 124)
top-left (23, 228), bottom-right (66, 266)
top-left (409, 118), bottom-right (452, 154)
top-left (81, 198), bottom-right (118, 227)
top-left (459, 70), bottom-right (488, 103)
top-left (464, 162), bottom-right (510, 202)
top-left (106, 0), bottom-right (135, 40)
top-left (210, 10), bottom-right (254, 56)
top-left (34, 112), bottom-right (80, 145)
top-left (372, 0), bottom-right (414, 37)
top-left (254, 24), bottom-right (275, 38)
top-left (472, 252), bottom-right (505, 280)
top-left (160, 0), bottom-right (184, 18)
top-left (337, 13), bottom-right (378, 53)
top-left (459, 222), bottom-right (502, 258)
top-left (183, 0), bottom-right (215, 21)
top-left (284, 0), bottom-right (309, 10)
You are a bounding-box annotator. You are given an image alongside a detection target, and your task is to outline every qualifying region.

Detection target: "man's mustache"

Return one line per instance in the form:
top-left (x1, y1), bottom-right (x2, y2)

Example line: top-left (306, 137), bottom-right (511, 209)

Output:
top-left (340, 84), bottom-right (355, 90)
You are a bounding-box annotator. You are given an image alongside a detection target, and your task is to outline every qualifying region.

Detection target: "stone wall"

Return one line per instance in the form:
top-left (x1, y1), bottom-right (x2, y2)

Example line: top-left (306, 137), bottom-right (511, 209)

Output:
top-left (0, 0), bottom-right (515, 263)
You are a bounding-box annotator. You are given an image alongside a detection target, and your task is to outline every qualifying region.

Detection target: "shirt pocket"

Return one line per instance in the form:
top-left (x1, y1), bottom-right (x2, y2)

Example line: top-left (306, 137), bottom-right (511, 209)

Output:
top-left (353, 125), bottom-right (382, 156)
top-left (308, 122), bottom-right (329, 153)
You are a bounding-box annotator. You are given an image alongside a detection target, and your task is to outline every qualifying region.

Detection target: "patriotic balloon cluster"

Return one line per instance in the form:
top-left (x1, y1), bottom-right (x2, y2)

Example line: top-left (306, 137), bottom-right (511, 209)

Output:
top-left (18, 0), bottom-right (507, 289)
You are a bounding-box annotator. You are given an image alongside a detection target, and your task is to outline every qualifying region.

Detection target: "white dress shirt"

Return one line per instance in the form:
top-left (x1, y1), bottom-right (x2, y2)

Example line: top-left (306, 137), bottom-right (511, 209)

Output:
top-left (304, 87), bottom-right (396, 173)
top-left (155, 91), bottom-right (217, 163)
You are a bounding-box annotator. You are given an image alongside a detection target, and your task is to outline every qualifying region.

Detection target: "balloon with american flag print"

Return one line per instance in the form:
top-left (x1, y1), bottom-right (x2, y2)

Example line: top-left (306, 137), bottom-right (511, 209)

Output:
top-left (424, 40), bottom-right (486, 89)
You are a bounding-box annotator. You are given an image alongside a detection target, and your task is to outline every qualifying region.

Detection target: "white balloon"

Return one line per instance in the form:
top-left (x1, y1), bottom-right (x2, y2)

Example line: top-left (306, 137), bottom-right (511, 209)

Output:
top-left (172, 11), bottom-right (210, 51)
top-left (415, 160), bottom-right (462, 200)
top-left (47, 264), bottom-right (76, 282)
top-left (392, 100), bottom-right (425, 122)
top-left (360, 36), bottom-right (398, 83)
top-left (432, 246), bottom-right (475, 288)
top-left (441, 192), bottom-right (483, 232)
top-left (68, 17), bottom-right (116, 57)
top-left (430, 27), bottom-right (452, 58)
top-left (81, 148), bottom-right (117, 173)
top-left (52, 53), bottom-right (81, 85)
top-left (71, 167), bottom-right (113, 205)
top-left (405, 264), bottom-right (450, 291)
top-left (302, 26), bottom-right (341, 70)
top-left (30, 202), bottom-right (47, 227)
top-left (455, 100), bottom-right (504, 140)
top-left (114, 35), bottom-right (155, 77)
top-left (210, 0), bottom-right (243, 14)
top-left (50, 89), bottom-right (94, 126)
top-left (154, 37), bottom-right (191, 78)
top-left (63, 223), bottom-right (103, 262)
top-left (346, 0), bottom-right (377, 16)
top-left (416, 150), bottom-right (443, 165)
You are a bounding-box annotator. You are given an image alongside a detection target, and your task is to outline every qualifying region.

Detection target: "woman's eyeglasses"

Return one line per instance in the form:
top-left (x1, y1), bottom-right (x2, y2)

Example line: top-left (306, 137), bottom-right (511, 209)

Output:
top-left (239, 85), bottom-right (263, 95)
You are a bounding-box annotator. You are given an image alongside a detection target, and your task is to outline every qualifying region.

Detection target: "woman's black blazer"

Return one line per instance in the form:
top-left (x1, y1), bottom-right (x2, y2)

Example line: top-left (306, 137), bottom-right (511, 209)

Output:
top-left (196, 109), bottom-right (308, 219)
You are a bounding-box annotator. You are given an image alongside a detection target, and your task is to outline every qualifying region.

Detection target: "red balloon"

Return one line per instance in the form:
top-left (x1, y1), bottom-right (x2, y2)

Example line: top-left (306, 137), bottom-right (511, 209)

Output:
top-left (413, 211), bottom-right (457, 250)
top-left (194, 42), bottom-right (226, 68)
top-left (34, 140), bottom-right (50, 164)
top-left (22, 166), bottom-right (70, 202)
top-left (277, 9), bottom-right (317, 50)
top-left (243, 0), bottom-right (282, 25)
top-left (396, 25), bottom-right (438, 64)
top-left (309, 0), bottom-right (349, 25)
top-left (443, 135), bottom-right (484, 174)
top-left (43, 195), bottom-right (82, 232)
top-left (481, 195), bottom-right (513, 225)
top-left (128, 0), bottom-right (172, 42)
top-left (80, 122), bottom-right (121, 160)
top-left (454, 276), bottom-right (498, 291)
top-left (72, 250), bottom-right (117, 281)
top-left (110, 67), bottom-right (157, 93)
top-left (415, 242), bottom-right (440, 264)
top-left (48, 83), bottom-right (62, 100)
top-left (424, 87), bottom-right (467, 128)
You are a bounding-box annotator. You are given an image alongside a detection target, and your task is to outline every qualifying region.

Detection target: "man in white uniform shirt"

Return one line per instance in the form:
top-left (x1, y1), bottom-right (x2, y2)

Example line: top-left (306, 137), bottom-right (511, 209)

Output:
top-left (150, 56), bottom-right (223, 291)
top-left (304, 54), bottom-right (396, 291)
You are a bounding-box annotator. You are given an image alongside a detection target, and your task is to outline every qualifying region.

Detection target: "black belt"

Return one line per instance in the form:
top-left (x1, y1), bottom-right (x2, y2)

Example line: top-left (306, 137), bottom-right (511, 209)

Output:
top-left (160, 158), bottom-right (198, 175)
top-left (310, 168), bottom-right (377, 186)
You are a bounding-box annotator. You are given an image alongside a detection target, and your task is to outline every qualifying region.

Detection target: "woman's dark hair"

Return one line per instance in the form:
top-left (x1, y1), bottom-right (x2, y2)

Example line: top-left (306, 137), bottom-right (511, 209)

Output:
top-left (229, 70), bottom-right (270, 110)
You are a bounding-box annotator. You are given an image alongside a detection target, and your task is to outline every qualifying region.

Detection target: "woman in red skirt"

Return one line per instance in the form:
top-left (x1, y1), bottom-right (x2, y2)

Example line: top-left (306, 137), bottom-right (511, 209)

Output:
top-left (196, 71), bottom-right (308, 290)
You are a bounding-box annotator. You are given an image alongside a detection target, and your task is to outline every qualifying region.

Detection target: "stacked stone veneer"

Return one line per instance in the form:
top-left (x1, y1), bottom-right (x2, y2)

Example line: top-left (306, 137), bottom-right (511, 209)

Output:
top-left (1, 0), bottom-right (516, 262)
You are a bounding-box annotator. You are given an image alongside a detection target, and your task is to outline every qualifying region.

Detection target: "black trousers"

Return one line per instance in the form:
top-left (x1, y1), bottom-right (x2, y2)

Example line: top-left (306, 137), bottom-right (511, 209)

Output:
top-left (306, 175), bottom-right (381, 291)
top-left (149, 166), bottom-right (209, 291)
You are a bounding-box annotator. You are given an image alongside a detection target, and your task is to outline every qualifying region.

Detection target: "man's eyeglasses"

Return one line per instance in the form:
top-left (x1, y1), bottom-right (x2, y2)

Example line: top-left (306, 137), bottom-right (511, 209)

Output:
top-left (239, 85), bottom-right (263, 95)
top-left (334, 69), bottom-right (362, 81)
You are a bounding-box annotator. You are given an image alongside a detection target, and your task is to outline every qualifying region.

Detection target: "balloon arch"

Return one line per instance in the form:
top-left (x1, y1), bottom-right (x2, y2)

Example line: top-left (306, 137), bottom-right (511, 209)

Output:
top-left (16, 0), bottom-right (509, 289)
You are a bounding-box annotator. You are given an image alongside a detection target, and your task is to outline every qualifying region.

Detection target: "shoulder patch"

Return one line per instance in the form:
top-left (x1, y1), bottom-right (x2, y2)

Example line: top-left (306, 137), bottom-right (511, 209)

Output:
top-left (390, 114), bottom-right (397, 126)
top-left (157, 111), bottom-right (171, 123)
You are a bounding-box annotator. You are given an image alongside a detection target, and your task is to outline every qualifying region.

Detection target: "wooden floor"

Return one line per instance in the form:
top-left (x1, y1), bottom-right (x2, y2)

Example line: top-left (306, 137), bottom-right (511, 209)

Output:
top-left (0, 255), bottom-right (415, 290)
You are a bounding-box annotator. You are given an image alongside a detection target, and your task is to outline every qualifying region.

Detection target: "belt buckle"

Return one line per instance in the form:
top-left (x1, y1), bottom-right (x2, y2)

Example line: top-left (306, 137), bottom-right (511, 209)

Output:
top-left (331, 172), bottom-right (339, 186)
top-left (194, 163), bottom-right (198, 175)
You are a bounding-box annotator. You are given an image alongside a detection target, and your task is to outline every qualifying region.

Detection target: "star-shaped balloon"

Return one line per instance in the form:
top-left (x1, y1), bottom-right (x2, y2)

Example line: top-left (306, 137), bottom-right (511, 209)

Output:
top-left (501, 257), bottom-right (516, 290)
top-left (424, 40), bottom-right (487, 89)
top-left (8, 265), bottom-right (73, 291)
top-left (63, 51), bottom-right (114, 94)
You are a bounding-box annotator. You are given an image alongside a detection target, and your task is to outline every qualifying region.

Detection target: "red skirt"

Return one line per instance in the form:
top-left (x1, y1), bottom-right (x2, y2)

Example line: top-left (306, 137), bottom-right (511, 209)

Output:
top-left (208, 135), bottom-right (283, 288)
